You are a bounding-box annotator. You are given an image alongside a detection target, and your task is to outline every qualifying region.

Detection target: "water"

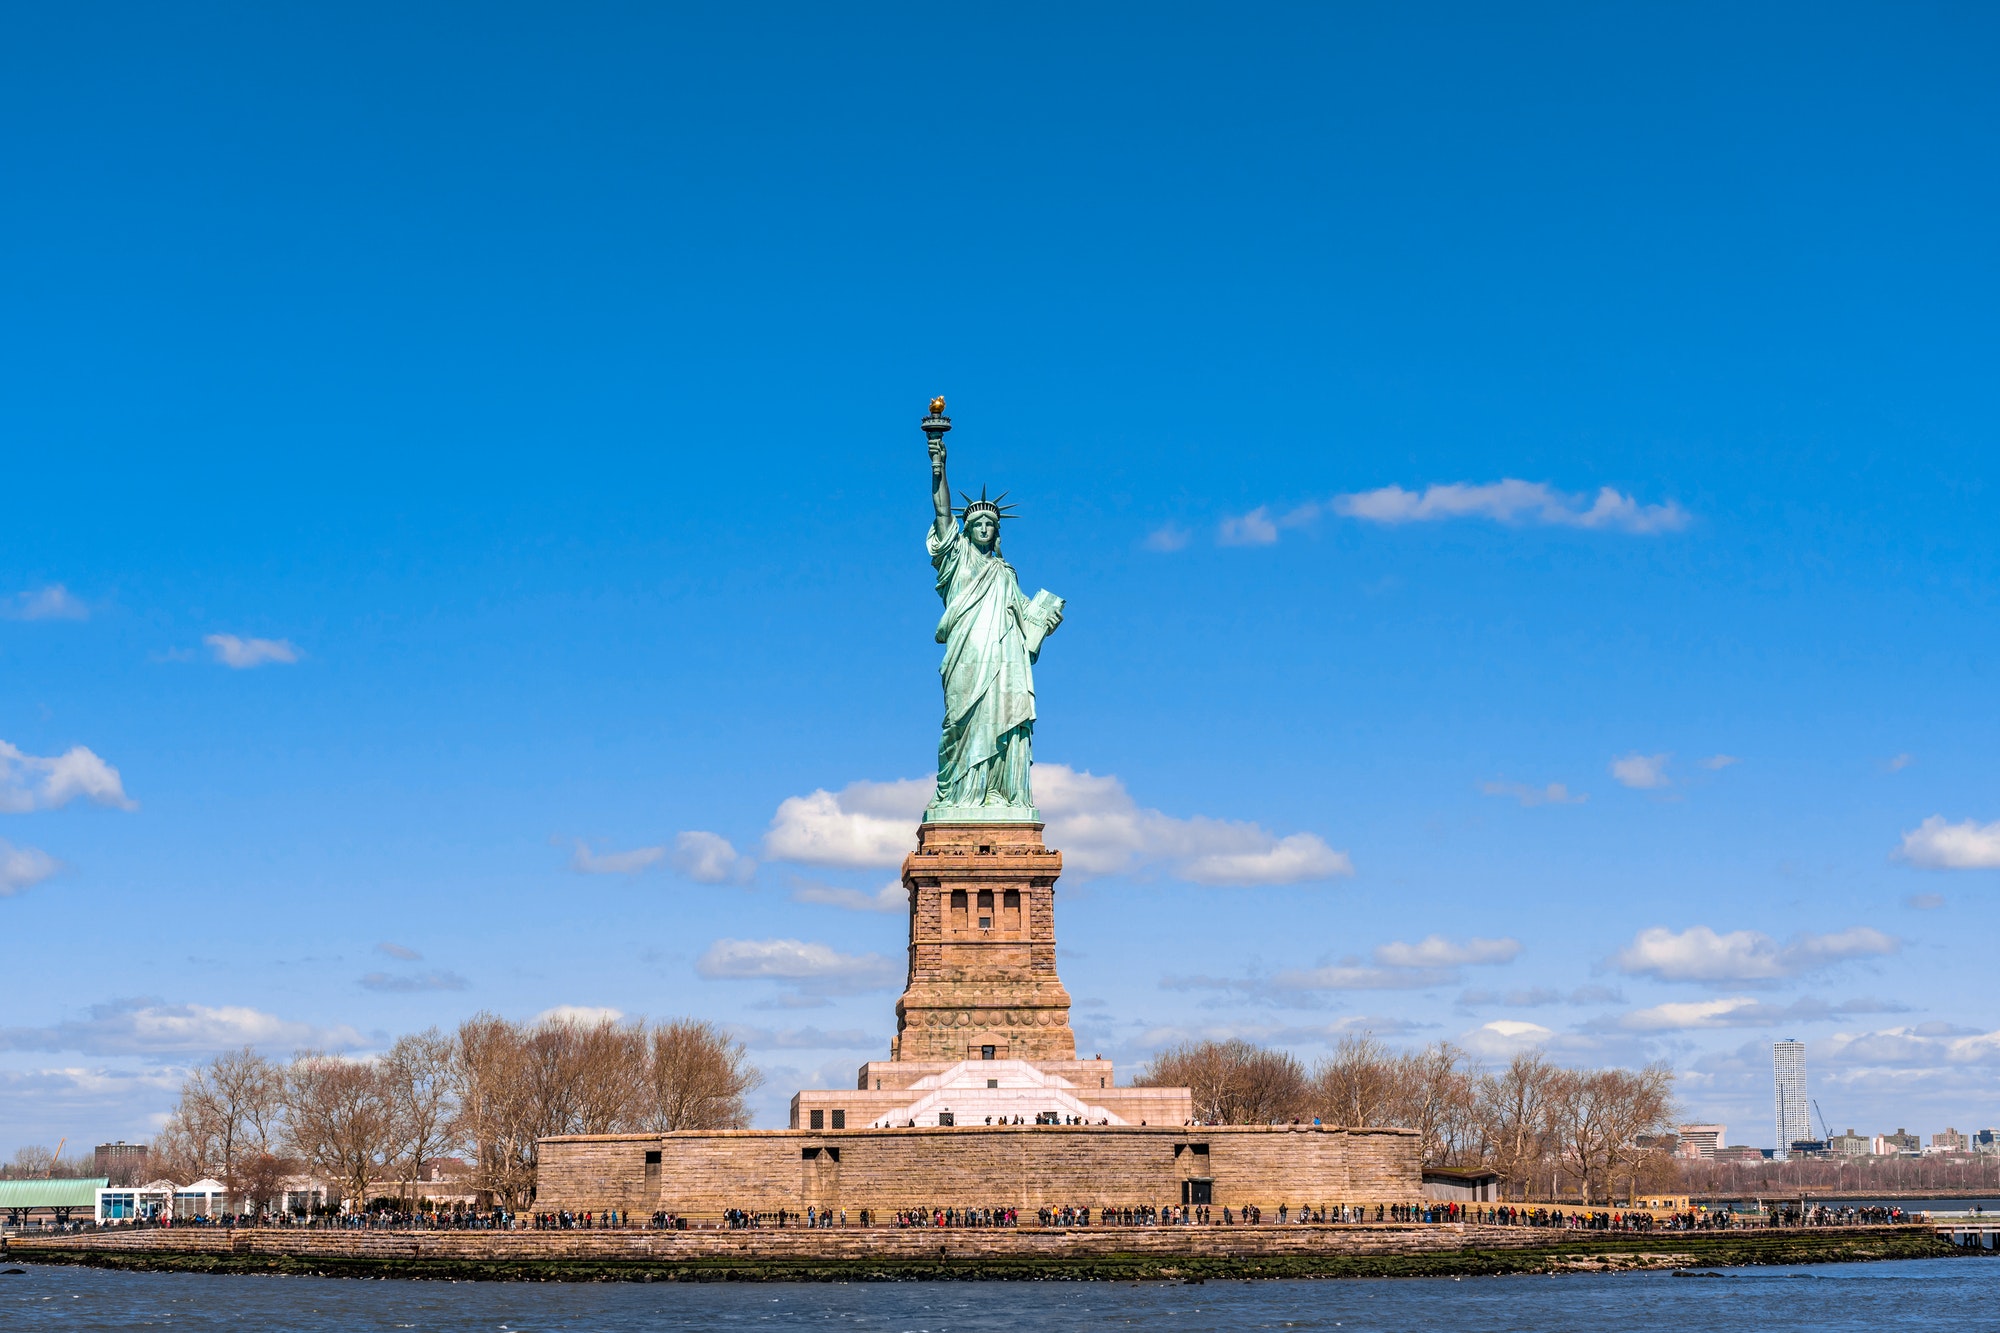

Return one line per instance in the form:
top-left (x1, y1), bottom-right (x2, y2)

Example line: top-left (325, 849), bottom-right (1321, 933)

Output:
top-left (3, 1258), bottom-right (1995, 1330)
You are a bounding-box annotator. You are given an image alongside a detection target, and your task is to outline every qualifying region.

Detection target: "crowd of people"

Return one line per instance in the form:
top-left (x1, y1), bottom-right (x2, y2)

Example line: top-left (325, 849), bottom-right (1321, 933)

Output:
top-left (531, 1209), bottom-right (630, 1229)
top-left (31, 1197), bottom-right (1925, 1235)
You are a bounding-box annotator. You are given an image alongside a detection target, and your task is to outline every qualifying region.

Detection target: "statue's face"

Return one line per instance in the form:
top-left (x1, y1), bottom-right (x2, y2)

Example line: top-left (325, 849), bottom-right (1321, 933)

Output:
top-left (968, 514), bottom-right (998, 550)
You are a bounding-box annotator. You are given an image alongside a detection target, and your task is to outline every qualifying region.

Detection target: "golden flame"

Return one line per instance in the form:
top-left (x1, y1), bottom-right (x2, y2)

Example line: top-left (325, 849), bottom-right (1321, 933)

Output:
top-left (930, 396), bottom-right (946, 415)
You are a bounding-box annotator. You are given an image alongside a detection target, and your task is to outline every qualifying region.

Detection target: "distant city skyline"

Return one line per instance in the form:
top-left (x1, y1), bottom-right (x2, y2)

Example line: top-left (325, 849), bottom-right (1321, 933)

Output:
top-left (4, 5), bottom-right (1998, 1152)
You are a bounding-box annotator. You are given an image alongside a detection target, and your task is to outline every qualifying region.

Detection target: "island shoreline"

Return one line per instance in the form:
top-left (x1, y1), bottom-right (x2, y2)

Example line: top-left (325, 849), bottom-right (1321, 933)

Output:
top-left (5, 1225), bottom-right (1975, 1282)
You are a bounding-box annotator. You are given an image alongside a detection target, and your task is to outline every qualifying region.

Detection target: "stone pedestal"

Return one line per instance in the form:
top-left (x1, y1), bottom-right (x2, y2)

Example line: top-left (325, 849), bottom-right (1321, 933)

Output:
top-left (890, 821), bottom-right (1075, 1062)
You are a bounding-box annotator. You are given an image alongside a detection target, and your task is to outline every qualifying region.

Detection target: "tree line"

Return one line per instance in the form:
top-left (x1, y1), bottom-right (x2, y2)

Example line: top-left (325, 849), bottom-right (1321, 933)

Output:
top-left (1134, 1034), bottom-right (1679, 1204)
top-left (154, 1012), bottom-right (760, 1212)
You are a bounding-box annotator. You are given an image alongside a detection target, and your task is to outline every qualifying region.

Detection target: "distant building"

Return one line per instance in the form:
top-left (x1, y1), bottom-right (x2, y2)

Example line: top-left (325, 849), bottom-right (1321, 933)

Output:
top-left (1773, 1040), bottom-right (1809, 1157)
top-left (1676, 1123), bottom-right (1725, 1160)
top-left (1828, 1129), bottom-right (1871, 1158)
top-left (1713, 1144), bottom-right (1765, 1164)
top-left (1974, 1129), bottom-right (2000, 1155)
top-left (1932, 1128), bottom-right (1969, 1153)
top-left (93, 1140), bottom-right (148, 1181)
top-left (1790, 1139), bottom-right (1831, 1159)
top-left (1873, 1128), bottom-right (1920, 1156)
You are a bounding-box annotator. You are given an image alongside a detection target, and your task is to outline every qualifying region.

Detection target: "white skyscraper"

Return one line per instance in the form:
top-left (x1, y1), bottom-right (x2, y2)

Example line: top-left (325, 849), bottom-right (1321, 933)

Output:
top-left (1773, 1039), bottom-right (1809, 1152)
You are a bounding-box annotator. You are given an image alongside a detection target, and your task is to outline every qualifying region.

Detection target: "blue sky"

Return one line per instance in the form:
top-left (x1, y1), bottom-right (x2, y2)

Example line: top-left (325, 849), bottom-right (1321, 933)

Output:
top-left (3, 2), bottom-right (1997, 1151)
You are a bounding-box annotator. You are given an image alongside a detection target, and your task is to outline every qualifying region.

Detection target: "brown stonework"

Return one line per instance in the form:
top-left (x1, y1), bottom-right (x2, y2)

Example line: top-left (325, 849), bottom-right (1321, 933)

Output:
top-left (892, 821), bottom-right (1073, 1062)
top-left (536, 1123), bottom-right (1420, 1219)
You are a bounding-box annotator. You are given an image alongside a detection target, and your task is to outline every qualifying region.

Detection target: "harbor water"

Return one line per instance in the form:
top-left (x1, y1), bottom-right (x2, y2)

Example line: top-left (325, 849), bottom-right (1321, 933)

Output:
top-left (4, 1255), bottom-right (1995, 1330)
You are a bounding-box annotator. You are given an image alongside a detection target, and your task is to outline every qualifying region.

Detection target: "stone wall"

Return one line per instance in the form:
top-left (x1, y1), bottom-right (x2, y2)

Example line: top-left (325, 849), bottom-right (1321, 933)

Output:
top-left (536, 1123), bottom-right (1419, 1219)
top-left (7, 1220), bottom-right (1585, 1264)
top-left (893, 822), bottom-right (1074, 1062)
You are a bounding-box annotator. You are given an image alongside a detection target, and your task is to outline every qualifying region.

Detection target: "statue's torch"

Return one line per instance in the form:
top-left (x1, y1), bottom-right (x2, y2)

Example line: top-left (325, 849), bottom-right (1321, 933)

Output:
top-left (923, 395), bottom-right (951, 473)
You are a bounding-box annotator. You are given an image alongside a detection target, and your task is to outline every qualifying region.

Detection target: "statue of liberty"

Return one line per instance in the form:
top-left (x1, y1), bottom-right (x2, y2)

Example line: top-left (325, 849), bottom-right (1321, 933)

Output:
top-left (922, 397), bottom-right (1064, 821)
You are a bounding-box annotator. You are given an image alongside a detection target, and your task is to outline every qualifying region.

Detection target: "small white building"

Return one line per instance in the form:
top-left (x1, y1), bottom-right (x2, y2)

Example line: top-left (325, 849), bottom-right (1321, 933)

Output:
top-left (100, 1177), bottom-right (233, 1221)
top-left (95, 1179), bottom-right (179, 1224)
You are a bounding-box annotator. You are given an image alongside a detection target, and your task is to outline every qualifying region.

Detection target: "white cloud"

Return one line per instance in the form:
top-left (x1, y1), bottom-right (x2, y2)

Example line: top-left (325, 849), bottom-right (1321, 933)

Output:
top-left (1170, 965), bottom-right (1452, 996)
top-left (762, 766), bottom-right (1351, 887)
top-left (1610, 752), bottom-right (1671, 790)
top-left (1615, 994), bottom-right (1909, 1033)
top-left (791, 880), bottom-right (906, 913)
top-left (1180, 833), bottom-right (1350, 885)
top-left (3, 584), bottom-right (89, 621)
top-left (1905, 893), bottom-right (1944, 911)
top-left (1217, 507), bottom-right (1279, 546)
top-left (1167, 934), bottom-right (1516, 1001)
top-left (1266, 965), bottom-right (1456, 992)
top-left (533, 1005), bottom-right (625, 1027)
top-left (1036, 766), bottom-right (1351, 885)
top-left (671, 830), bottom-right (753, 883)
top-left (695, 938), bottom-right (898, 992)
top-left (1885, 753), bottom-right (1914, 773)
top-left (375, 942), bottom-right (422, 960)
top-left (1819, 1024), bottom-right (2000, 1069)
top-left (763, 779), bottom-right (929, 869)
top-left (1701, 754), bottom-right (1739, 770)
top-left (358, 970), bottom-right (468, 993)
top-left (203, 633), bottom-right (301, 668)
top-left (1621, 997), bottom-right (1777, 1031)
top-left (0, 741), bottom-right (137, 812)
top-left (1461, 1020), bottom-right (1555, 1057)
top-left (1332, 480), bottom-right (1688, 534)
top-left (725, 1025), bottom-right (879, 1051)
top-left (570, 840), bottom-right (667, 874)
top-left (1615, 925), bottom-right (1899, 983)
top-left (1897, 816), bottom-right (2000, 870)
top-left (1479, 780), bottom-right (1586, 806)
top-left (1130, 1014), bottom-right (1434, 1052)
top-left (0, 998), bottom-right (363, 1055)
top-left (1459, 985), bottom-right (1623, 1008)
top-left (0, 839), bottom-right (60, 895)
top-left (1374, 935), bottom-right (1521, 968)
top-left (1143, 524), bottom-right (1190, 553)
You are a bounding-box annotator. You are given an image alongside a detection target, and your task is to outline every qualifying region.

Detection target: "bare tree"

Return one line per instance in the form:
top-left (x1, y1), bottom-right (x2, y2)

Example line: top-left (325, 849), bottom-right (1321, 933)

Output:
top-left (1384, 1042), bottom-right (1479, 1166)
top-left (236, 1152), bottom-right (294, 1216)
top-left (283, 1051), bottom-right (397, 1209)
top-left (175, 1047), bottom-right (281, 1193)
top-left (1135, 1039), bottom-right (1306, 1124)
top-left (641, 1019), bottom-right (761, 1130)
top-left (1547, 1063), bottom-right (1676, 1203)
top-left (1600, 1062), bottom-right (1677, 1201)
top-left (382, 1029), bottom-right (458, 1207)
top-left (1476, 1050), bottom-right (1557, 1197)
top-left (147, 1114), bottom-right (209, 1184)
top-left (5, 1144), bottom-right (57, 1178)
top-left (451, 1014), bottom-right (541, 1209)
top-left (1309, 1032), bottom-right (1397, 1126)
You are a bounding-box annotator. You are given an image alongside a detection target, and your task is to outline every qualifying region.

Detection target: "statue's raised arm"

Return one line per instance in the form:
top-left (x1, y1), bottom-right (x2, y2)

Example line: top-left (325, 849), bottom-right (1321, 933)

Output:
top-left (919, 397), bottom-right (1060, 824)
top-left (926, 395), bottom-right (953, 539)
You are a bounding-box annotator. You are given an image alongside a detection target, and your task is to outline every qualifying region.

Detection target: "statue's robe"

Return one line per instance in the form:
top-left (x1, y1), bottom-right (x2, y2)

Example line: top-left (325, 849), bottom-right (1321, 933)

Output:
top-left (928, 523), bottom-right (1042, 809)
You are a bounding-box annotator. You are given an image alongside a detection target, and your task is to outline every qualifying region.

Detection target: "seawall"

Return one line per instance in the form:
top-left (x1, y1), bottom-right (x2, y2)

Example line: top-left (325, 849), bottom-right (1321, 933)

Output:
top-left (5, 1223), bottom-right (1966, 1281)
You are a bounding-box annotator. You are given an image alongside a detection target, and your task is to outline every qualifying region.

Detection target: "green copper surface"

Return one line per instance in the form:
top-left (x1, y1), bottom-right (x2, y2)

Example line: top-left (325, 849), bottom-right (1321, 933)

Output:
top-left (923, 408), bottom-right (1063, 824)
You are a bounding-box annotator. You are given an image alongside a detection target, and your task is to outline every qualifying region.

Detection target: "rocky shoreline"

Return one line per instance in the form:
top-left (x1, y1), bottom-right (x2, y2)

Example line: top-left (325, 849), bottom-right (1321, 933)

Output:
top-left (4, 1224), bottom-right (1972, 1282)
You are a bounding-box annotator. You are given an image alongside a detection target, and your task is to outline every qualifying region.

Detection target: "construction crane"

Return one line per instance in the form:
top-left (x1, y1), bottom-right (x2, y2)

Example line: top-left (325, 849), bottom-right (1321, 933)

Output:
top-left (1813, 1101), bottom-right (1833, 1143)
top-left (45, 1136), bottom-right (66, 1177)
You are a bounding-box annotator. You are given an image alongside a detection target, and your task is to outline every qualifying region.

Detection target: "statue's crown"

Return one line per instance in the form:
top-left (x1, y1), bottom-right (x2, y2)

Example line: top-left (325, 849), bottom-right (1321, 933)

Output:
top-left (957, 486), bottom-right (1017, 524)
